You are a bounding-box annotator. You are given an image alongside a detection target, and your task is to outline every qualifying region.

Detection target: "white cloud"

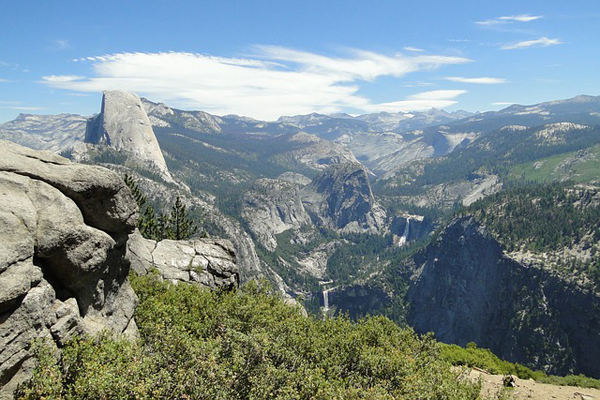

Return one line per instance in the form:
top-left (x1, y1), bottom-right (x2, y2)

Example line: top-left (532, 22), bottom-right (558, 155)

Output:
top-left (477, 14), bottom-right (542, 25)
top-left (0, 78), bottom-right (10, 83)
top-left (499, 15), bottom-right (542, 22)
top-left (408, 89), bottom-right (467, 100)
top-left (501, 37), bottom-right (562, 50)
top-left (403, 46), bottom-right (424, 52)
top-left (41, 48), bottom-right (471, 119)
top-left (445, 76), bottom-right (507, 84)
top-left (403, 81), bottom-right (434, 87)
top-left (371, 90), bottom-right (467, 112)
top-left (42, 75), bottom-right (86, 82)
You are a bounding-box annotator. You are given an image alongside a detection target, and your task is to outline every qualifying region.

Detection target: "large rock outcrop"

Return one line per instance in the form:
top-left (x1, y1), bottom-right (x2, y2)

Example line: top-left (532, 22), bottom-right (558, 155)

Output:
top-left (242, 178), bottom-right (311, 251)
top-left (127, 230), bottom-right (239, 290)
top-left (85, 91), bottom-right (173, 182)
top-left (0, 141), bottom-right (139, 398)
top-left (406, 217), bottom-right (600, 378)
top-left (301, 163), bottom-right (385, 233)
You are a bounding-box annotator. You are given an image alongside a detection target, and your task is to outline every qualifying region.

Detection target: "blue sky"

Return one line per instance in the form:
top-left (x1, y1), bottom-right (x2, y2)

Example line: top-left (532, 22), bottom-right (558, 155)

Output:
top-left (1, 0), bottom-right (599, 122)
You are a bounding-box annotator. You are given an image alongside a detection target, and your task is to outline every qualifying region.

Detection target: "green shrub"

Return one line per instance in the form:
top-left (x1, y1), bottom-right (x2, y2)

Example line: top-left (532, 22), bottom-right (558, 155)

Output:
top-left (537, 374), bottom-right (600, 389)
top-left (440, 342), bottom-right (600, 389)
top-left (440, 343), bottom-right (539, 378)
top-left (18, 275), bottom-right (482, 399)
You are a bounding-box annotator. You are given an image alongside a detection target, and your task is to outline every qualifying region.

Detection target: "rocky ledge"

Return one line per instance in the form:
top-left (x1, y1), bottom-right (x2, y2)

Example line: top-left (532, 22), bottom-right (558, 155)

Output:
top-left (0, 140), bottom-right (138, 397)
top-left (0, 140), bottom-right (239, 398)
top-left (127, 231), bottom-right (239, 290)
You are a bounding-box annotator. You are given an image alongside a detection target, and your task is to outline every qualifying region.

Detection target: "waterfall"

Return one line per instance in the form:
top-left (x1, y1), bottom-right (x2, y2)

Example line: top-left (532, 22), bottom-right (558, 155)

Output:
top-left (323, 289), bottom-right (330, 312)
top-left (398, 217), bottom-right (410, 247)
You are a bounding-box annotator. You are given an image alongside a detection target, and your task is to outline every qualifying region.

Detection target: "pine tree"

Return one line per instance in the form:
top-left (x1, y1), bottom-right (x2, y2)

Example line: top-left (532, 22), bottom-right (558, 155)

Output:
top-left (123, 175), bottom-right (201, 241)
top-left (139, 204), bottom-right (159, 239)
top-left (169, 196), bottom-right (198, 240)
top-left (123, 174), bottom-right (147, 207)
top-left (124, 174), bottom-right (159, 239)
top-left (157, 213), bottom-right (172, 241)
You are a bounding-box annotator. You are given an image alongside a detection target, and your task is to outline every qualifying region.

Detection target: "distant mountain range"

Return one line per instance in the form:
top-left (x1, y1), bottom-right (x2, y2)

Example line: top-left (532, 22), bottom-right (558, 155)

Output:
top-left (2, 91), bottom-right (600, 378)
top-left (4, 94), bottom-right (600, 177)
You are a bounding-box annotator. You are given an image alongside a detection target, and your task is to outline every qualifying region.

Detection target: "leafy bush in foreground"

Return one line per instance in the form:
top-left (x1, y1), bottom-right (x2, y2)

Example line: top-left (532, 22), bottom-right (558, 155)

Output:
top-left (537, 374), bottom-right (600, 390)
top-left (18, 275), bottom-right (481, 399)
top-left (440, 342), bottom-right (542, 379)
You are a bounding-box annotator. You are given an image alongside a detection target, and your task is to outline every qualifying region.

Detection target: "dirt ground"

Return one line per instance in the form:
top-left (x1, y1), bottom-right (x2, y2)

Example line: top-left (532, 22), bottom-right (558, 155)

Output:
top-left (468, 369), bottom-right (600, 399)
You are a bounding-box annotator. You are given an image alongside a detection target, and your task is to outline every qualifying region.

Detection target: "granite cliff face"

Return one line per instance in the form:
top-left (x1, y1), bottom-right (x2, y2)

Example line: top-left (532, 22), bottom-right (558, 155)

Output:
top-left (0, 142), bottom-right (243, 398)
top-left (406, 217), bottom-right (600, 378)
top-left (302, 163), bottom-right (385, 233)
top-left (127, 230), bottom-right (239, 290)
top-left (0, 141), bottom-right (139, 397)
top-left (85, 91), bottom-right (173, 182)
top-left (239, 164), bottom-right (386, 261)
top-left (242, 178), bottom-right (311, 251)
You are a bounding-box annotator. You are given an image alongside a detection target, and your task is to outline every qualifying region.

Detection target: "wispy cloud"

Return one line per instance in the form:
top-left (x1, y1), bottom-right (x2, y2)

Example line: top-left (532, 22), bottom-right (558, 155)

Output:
top-left (403, 81), bottom-right (434, 88)
top-left (403, 46), bottom-right (424, 52)
top-left (371, 90), bottom-right (467, 112)
top-left (42, 75), bottom-right (86, 82)
top-left (47, 39), bottom-right (71, 51)
top-left (501, 37), bottom-right (562, 50)
top-left (41, 48), bottom-right (471, 119)
top-left (445, 76), bottom-right (507, 84)
top-left (0, 78), bottom-right (10, 83)
top-left (477, 14), bottom-right (542, 25)
top-left (501, 15), bottom-right (542, 22)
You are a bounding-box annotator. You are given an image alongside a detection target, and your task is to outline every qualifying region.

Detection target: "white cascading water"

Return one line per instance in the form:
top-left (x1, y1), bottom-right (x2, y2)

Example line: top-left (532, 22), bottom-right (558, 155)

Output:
top-left (323, 289), bottom-right (330, 312)
top-left (398, 217), bottom-right (410, 247)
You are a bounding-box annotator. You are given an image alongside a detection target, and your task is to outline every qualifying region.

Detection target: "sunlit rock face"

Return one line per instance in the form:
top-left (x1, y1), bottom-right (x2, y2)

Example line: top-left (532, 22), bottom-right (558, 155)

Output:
top-left (126, 230), bottom-right (239, 290)
top-left (86, 90), bottom-right (173, 182)
top-left (0, 141), bottom-right (139, 398)
top-left (302, 163), bottom-right (386, 233)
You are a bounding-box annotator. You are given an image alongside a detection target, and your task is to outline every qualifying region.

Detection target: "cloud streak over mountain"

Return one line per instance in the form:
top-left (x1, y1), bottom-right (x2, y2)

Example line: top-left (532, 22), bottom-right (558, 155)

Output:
top-left (41, 48), bottom-right (470, 120)
top-left (372, 89), bottom-right (468, 112)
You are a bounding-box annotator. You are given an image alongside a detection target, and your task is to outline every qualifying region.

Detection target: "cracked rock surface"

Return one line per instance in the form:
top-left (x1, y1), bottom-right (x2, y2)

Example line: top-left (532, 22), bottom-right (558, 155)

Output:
top-left (0, 140), bottom-right (138, 399)
top-left (127, 230), bottom-right (239, 290)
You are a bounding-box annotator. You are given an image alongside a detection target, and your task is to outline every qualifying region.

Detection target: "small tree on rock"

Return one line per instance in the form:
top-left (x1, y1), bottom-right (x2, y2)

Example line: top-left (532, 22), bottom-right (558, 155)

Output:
top-left (124, 174), bottom-right (159, 239)
top-left (169, 196), bottom-right (198, 240)
top-left (123, 175), bottom-right (200, 241)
